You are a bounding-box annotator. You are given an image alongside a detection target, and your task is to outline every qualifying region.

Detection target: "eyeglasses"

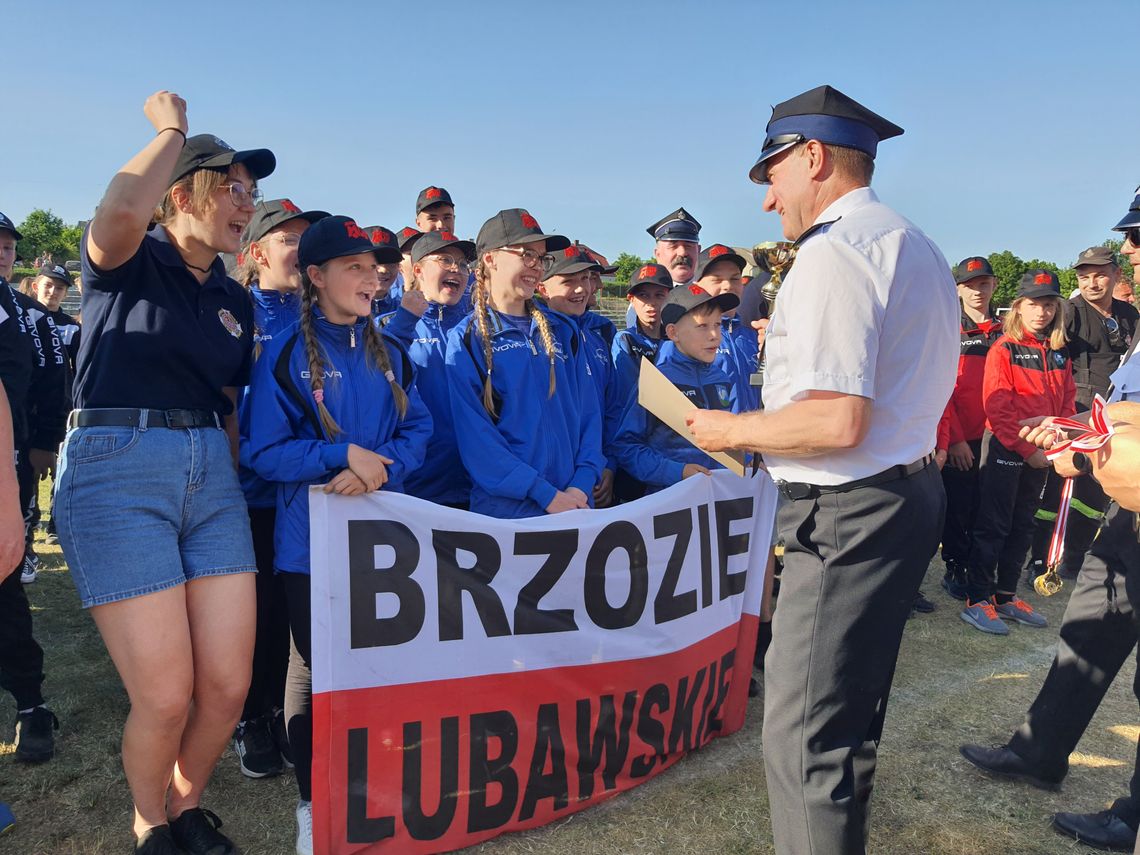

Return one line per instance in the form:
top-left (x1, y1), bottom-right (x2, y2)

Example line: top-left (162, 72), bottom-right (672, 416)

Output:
top-left (270, 233), bottom-right (301, 247)
top-left (1124, 227), bottom-right (1140, 248)
top-left (425, 255), bottom-right (470, 273)
top-left (221, 182), bottom-right (263, 208)
top-left (498, 246), bottom-right (554, 272)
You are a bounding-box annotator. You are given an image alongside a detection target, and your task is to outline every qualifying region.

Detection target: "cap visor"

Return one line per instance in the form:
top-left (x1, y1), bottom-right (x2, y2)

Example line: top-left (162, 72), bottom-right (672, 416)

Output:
top-left (372, 247), bottom-right (403, 264)
top-left (1113, 212), bottom-right (1140, 231)
top-left (1019, 286), bottom-right (1060, 299)
top-left (543, 260), bottom-right (602, 280)
top-left (200, 148), bottom-right (276, 180)
top-left (748, 140), bottom-right (799, 184)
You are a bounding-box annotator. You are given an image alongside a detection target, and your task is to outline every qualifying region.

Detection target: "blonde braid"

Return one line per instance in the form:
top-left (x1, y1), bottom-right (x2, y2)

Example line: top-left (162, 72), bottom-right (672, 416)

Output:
top-left (363, 320), bottom-right (408, 420)
top-left (300, 273), bottom-right (343, 438)
top-left (526, 299), bottom-right (557, 399)
top-left (473, 258), bottom-right (497, 416)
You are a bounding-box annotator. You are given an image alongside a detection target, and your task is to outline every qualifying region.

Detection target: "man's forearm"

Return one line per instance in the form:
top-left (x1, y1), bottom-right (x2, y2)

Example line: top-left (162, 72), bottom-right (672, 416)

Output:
top-left (727, 395), bottom-right (870, 458)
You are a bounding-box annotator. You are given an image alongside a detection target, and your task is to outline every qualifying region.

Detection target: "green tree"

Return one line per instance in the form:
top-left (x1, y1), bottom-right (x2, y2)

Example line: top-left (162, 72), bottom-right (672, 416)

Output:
top-left (16, 209), bottom-right (80, 264)
top-left (987, 250), bottom-right (1025, 308)
top-left (612, 252), bottom-right (648, 286)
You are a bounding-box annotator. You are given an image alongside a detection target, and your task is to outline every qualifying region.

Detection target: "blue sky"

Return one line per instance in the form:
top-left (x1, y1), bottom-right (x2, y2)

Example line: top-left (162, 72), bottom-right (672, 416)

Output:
top-left (6, 0), bottom-right (1136, 267)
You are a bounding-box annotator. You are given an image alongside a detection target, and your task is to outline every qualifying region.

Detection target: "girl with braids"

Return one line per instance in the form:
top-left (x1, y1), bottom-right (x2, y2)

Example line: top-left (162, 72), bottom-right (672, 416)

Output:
top-left (245, 215), bottom-right (430, 855)
top-left (445, 208), bottom-right (604, 519)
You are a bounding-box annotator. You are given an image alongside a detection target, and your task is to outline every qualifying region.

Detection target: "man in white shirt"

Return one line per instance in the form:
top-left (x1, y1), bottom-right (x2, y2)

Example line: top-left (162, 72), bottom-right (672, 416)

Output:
top-left (687, 85), bottom-right (958, 854)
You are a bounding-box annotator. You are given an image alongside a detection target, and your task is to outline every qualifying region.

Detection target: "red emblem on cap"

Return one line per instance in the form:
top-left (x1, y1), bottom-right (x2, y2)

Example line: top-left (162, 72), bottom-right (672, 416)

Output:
top-left (280, 200), bottom-right (301, 214)
top-left (440, 231), bottom-right (456, 241)
top-left (563, 247), bottom-right (577, 258)
top-left (370, 228), bottom-right (391, 244)
top-left (425, 187), bottom-right (442, 200)
top-left (1034, 273), bottom-right (1052, 285)
top-left (966, 259), bottom-right (983, 272)
top-left (400, 227), bottom-right (419, 238)
top-left (519, 212), bottom-right (539, 229)
top-left (689, 285), bottom-right (706, 296)
top-left (638, 265), bottom-right (657, 279)
top-left (344, 220), bottom-right (367, 240)
top-left (709, 245), bottom-right (729, 258)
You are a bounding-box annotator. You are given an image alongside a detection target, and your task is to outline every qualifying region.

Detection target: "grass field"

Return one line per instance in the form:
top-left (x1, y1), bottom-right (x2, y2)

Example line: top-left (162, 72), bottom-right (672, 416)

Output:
top-left (2, 488), bottom-right (1137, 854)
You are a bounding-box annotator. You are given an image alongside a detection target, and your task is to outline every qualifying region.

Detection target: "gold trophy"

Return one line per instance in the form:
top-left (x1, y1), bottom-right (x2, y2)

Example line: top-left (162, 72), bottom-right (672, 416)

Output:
top-left (750, 241), bottom-right (797, 388)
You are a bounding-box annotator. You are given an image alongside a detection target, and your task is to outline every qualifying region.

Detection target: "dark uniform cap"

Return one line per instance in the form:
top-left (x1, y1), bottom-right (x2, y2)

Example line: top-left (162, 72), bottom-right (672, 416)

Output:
top-left (1072, 246), bottom-right (1118, 268)
top-left (361, 226), bottom-right (404, 264)
top-left (626, 262), bottom-right (675, 295)
top-left (749, 85), bottom-right (904, 184)
top-left (647, 207), bottom-right (701, 242)
top-left (170, 134), bottom-right (276, 186)
top-left (0, 211), bottom-right (22, 241)
top-left (953, 256), bottom-right (995, 284)
top-left (1113, 188), bottom-right (1140, 233)
top-left (298, 216), bottom-right (401, 269)
top-left (411, 230), bottom-right (476, 263)
top-left (475, 208), bottom-right (571, 254)
top-left (416, 186), bottom-right (454, 214)
top-left (661, 283), bottom-right (740, 327)
top-left (1017, 269), bottom-right (1062, 300)
top-left (38, 264), bottom-right (71, 285)
top-left (542, 245), bottom-right (603, 281)
top-left (695, 244), bottom-right (747, 281)
top-left (243, 199), bottom-right (329, 245)
top-left (396, 226), bottom-right (424, 253)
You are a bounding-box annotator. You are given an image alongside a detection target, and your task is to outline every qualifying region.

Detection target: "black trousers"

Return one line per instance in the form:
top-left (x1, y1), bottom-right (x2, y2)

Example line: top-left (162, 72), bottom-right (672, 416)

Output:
top-left (1031, 470), bottom-right (1110, 575)
top-left (283, 571), bottom-right (313, 803)
top-left (0, 568), bottom-right (45, 710)
top-left (1007, 504), bottom-right (1140, 827)
top-left (940, 437), bottom-right (983, 565)
top-left (763, 464), bottom-right (945, 854)
top-left (16, 446), bottom-right (35, 549)
top-left (965, 431), bottom-right (1047, 602)
top-left (241, 506), bottom-right (289, 721)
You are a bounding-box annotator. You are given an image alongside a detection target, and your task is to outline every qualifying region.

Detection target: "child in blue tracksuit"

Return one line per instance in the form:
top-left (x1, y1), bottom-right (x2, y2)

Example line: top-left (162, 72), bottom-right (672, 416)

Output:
top-left (694, 244), bottom-right (762, 411)
top-left (614, 285), bottom-right (745, 493)
top-left (612, 262), bottom-right (673, 405)
top-left (245, 216), bottom-right (431, 855)
top-left (539, 245), bottom-right (624, 508)
top-left (446, 208), bottom-right (604, 519)
top-left (233, 198), bottom-right (328, 779)
top-left (380, 229), bottom-right (475, 507)
top-left (365, 225), bottom-right (402, 317)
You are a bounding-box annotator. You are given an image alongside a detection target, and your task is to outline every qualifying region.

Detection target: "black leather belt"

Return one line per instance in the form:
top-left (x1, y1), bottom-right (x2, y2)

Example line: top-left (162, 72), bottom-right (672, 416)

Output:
top-left (68, 408), bottom-right (223, 430)
top-left (776, 454), bottom-right (934, 501)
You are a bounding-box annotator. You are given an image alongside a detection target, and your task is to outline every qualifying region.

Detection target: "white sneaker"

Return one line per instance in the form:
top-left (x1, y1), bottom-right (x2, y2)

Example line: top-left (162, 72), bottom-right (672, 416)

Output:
top-left (19, 556), bottom-right (36, 584)
top-left (295, 800), bottom-right (313, 855)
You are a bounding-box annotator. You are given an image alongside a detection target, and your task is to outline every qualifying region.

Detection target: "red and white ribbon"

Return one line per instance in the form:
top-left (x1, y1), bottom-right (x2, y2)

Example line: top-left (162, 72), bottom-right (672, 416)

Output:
top-left (1046, 476), bottom-right (1075, 572)
top-left (1045, 395), bottom-right (1115, 461)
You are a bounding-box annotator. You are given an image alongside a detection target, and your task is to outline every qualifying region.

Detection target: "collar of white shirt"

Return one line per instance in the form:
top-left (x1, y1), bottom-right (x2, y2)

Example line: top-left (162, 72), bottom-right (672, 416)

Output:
top-left (802, 186), bottom-right (878, 239)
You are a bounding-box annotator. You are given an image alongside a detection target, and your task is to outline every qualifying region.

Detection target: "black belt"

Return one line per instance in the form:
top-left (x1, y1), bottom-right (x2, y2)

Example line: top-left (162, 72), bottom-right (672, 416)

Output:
top-left (776, 454), bottom-right (934, 501)
top-left (68, 408), bottom-right (223, 430)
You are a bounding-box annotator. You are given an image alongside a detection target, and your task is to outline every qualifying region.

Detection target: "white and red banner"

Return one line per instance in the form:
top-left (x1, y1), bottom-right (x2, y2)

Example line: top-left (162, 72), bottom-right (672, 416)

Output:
top-left (310, 470), bottom-right (776, 854)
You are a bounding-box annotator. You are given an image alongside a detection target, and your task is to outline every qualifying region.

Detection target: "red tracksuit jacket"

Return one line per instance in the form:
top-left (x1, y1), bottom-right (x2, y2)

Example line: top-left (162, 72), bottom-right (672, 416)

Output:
top-left (938, 312), bottom-right (1004, 449)
top-left (982, 330), bottom-right (1076, 460)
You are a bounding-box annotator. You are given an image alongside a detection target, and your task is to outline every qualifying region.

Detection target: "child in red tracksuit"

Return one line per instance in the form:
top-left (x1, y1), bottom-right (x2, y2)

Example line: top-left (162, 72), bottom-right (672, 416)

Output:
top-left (961, 271), bottom-right (1076, 635)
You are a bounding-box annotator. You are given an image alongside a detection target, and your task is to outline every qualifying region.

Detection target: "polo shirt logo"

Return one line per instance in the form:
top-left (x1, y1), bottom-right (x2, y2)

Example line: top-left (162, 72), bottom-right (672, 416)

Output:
top-left (217, 308), bottom-right (243, 339)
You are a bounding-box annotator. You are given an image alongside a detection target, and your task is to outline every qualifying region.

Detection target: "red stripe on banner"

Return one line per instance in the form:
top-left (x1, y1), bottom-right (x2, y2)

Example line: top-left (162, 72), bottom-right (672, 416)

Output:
top-left (312, 615), bottom-right (759, 854)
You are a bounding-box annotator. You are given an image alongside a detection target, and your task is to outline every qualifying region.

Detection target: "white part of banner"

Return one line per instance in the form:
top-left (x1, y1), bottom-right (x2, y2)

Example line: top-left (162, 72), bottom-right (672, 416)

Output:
top-left (311, 469), bottom-right (776, 694)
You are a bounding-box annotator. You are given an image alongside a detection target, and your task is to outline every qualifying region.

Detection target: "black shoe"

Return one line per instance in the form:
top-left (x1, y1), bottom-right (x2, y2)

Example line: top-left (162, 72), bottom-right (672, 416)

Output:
top-left (271, 708), bottom-right (293, 769)
top-left (913, 591), bottom-right (936, 613)
top-left (232, 715), bottom-right (283, 779)
top-left (135, 825), bottom-right (184, 854)
top-left (14, 706), bottom-right (59, 762)
top-left (1052, 810), bottom-right (1137, 851)
top-left (169, 808), bottom-right (236, 855)
top-left (959, 743), bottom-right (1063, 791)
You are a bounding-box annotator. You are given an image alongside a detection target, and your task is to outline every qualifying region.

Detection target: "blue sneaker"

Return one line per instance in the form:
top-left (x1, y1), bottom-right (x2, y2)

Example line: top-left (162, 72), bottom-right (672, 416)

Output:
top-left (0, 801), bottom-right (14, 836)
top-left (995, 596), bottom-right (1048, 627)
top-left (961, 598), bottom-right (1009, 635)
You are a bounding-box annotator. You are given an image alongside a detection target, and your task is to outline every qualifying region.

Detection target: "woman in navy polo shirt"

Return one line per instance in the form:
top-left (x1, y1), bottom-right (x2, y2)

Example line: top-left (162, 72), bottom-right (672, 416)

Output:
top-left (54, 91), bottom-right (272, 855)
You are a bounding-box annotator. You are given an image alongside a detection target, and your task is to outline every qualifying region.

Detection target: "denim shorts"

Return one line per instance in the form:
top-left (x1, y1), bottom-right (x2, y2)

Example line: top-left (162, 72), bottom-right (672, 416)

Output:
top-left (54, 424), bottom-right (256, 608)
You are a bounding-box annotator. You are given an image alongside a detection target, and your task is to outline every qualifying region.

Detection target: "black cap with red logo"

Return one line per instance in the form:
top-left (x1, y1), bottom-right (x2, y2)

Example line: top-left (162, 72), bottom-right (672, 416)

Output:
top-left (416, 186), bottom-right (454, 214)
top-left (1017, 269), bottom-right (1062, 300)
top-left (626, 262), bottom-right (674, 296)
top-left (953, 256), bottom-right (995, 284)
top-left (170, 134), bottom-right (276, 186)
top-left (542, 245), bottom-right (603, 281)
top-left (411, 230), bottom-right (476, 263)
top-left (243, 199), bottom-right (329, 245)
top-left (661, 284), bottom-right (740, 327)
top-left (695, 244), bottom-right (747, 281)
top-left (299, 216), bottom-right (401, 269)
top-left (476, 208), bottom-right (571, 254)
top-left (361, 226), bottom-right (403, 264)
top-left (396, 226), bottom-right (423, 253)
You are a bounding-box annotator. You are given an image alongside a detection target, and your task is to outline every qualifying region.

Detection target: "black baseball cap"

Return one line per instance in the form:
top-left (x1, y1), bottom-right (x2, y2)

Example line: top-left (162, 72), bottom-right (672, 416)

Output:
top-left (1072, 246), bottom-right (1117, 268)
top-left (411, 230), bottom-right (475, 263)
top-left (695, 244), bottom-right (747, 281)
top-left (476, 208), bottom-right (571, 254)
top-left (396, 226), bottom-right (423, 253)
top-left (661, 284), bottom-right (740, 327)
top-left (954, 256), bottom-right (995, 284)
top-left (362, 226), bottom-right (404, 264)
top-left (626, 262), bottom-right (674, 296)
top-left (1018, 269), bottom-right (1062, 300)
top-left (38, 264), bottom-right (71, 285)
top-left (0, 211), bottom-right (22, 241)
top-left (542, 245), bottom-right (603, 281)
top-left (298, 216), bottom-right (400, 269)
top-left (243, 199), bottom-right (329, 245)
top-left (416, 186), bottom-right (454, 214)
top-left (170, 134), bottom-right (276, 187)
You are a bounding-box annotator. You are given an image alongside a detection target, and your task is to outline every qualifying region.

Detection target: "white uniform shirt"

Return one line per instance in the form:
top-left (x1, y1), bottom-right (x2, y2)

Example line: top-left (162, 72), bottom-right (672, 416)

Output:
top-left (762, 187), bottom-right (959, 485)
top-left (1108, 338), bottom-right (1140, 403)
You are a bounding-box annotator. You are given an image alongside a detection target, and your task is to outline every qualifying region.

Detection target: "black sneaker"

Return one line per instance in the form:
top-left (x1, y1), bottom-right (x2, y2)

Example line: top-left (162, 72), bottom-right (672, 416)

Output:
top-left (913, 591), bottom-right (936, 613)
top-left (135, 825), bottom-right (182, 854)
top-left (14, 706), bottom-right (59, 762)
top-left (169, 808), bottom-right (235, 855)
top-left (232, 715), bottom-right (283, 779)
top-left (271, 708), bottom-right (294, 769)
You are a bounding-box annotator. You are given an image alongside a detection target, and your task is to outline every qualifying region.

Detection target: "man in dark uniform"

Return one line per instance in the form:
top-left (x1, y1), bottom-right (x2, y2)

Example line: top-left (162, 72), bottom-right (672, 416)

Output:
top-left (959, 193), bottom-right (1140, 853)
top-left (687, 86), bottom-right (958, 854)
